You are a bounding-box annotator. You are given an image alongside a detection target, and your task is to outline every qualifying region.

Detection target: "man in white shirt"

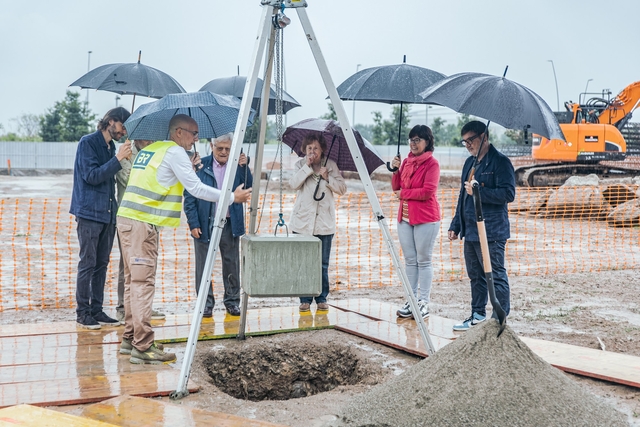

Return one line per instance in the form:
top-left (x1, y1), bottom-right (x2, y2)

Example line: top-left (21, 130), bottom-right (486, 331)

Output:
top-left (116, 115), bottom-right (251, 365)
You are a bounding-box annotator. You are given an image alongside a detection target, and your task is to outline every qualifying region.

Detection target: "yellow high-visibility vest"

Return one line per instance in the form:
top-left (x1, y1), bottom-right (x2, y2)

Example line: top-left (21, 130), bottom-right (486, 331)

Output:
top-left (117, 141), bottom-right (184, 228)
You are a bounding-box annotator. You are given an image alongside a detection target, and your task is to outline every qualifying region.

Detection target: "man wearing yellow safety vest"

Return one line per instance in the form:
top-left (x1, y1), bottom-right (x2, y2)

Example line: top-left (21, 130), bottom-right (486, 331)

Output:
top-left (116, 114), bottom-right (251, 364)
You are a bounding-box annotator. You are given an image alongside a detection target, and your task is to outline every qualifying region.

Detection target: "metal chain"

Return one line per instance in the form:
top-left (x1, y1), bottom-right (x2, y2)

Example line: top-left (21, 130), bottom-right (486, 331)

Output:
top-left (274, 25), bottom-right (285, 222)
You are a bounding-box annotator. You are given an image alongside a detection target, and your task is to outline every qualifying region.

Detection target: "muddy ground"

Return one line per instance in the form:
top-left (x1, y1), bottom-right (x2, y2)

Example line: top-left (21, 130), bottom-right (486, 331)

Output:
top-left (1, 174), bottom-right (639, 425)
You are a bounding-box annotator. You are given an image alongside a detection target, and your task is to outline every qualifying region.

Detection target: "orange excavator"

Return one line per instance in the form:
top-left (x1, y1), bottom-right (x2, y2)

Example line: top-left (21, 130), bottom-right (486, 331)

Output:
top-left (516, 81), bottom-right (640, 186)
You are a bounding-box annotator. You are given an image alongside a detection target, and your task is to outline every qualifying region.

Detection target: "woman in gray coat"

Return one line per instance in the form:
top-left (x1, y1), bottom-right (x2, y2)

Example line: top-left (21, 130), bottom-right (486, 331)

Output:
top-left (289, 133), bottom-right (347, 312)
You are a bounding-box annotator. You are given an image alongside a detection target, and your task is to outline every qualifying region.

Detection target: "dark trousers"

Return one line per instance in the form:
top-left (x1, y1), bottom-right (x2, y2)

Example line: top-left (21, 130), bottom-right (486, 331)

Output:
top-left (464, 239), bottom-right (510, 317)
top-left (75, 217), bottom-right (116, 319)
top-left (194, 221), bottom-right (240, 310)
top-left (300, 234), bottom-right (333, 304)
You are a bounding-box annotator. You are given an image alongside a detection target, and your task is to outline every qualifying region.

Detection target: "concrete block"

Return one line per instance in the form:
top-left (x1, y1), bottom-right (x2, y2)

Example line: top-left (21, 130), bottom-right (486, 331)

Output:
top-left (241, 234), bottom-right (322, 297)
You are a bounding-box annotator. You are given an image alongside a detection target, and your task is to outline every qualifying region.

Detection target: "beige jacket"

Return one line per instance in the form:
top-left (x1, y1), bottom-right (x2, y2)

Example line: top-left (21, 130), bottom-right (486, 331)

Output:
top-left (289, 157), bottom-right (346, 236)
top-left (116, 144), bottom-right (139, 205)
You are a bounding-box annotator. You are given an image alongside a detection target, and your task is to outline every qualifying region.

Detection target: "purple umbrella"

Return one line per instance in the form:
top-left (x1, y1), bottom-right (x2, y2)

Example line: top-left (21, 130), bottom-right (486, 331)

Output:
top-left (282, 118), bottom-right (384, 176)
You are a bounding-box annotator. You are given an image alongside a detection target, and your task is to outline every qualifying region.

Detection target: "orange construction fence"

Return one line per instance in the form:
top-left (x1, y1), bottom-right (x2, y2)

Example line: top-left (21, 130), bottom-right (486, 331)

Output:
top-left (0, 185), bottom-right (639, 311)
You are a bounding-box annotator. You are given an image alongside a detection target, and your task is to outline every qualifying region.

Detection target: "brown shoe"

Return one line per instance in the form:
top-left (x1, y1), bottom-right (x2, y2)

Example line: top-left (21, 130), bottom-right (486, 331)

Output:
top-left (299, 303), bottom-right (311, 312)
top-left (317, 303), bottom-right (329, 311)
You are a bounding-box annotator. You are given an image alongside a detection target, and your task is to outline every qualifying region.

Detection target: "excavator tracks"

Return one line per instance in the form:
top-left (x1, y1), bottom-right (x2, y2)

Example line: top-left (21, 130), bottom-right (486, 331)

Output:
top-left (515, 163), bottom-right (640, 187)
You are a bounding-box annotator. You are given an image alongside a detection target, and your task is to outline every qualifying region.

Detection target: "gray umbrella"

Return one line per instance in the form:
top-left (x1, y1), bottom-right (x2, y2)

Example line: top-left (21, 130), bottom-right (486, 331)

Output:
top-left (199, 76), bottom-right (300, 115)
top-left (419, 72), bottom-right (565, 141)
top-left (124, 91), bottom-right (254, 141)
top-left (70, 63), bottom-right (185, 99)
top-left (336, 56), bottom-right (446, 171)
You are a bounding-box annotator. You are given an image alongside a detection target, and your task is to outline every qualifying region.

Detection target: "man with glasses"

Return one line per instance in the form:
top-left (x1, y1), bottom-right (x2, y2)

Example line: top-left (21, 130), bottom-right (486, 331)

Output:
top-left (117, 115), bottom-right (251, 365)
top-left (70, 107), bottom-right (132, 330)
top-left (448, 120), bottom-right (515, 331)
top-left (184, 133), bottom-right (253, 318)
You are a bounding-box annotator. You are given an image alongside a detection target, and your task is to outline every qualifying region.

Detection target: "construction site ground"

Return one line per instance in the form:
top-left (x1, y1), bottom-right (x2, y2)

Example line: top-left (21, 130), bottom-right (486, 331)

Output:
top-left (0, 174), bottom-right (639, 426)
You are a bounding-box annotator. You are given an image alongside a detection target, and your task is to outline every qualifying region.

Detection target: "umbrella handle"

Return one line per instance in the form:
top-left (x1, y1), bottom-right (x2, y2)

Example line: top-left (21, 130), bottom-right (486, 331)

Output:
top-left (471, 180), bottom-right (507, 337)
top-left (313, 180), bottom-right (325, 201)
top-left (387, 152), bottom-right (400, 172)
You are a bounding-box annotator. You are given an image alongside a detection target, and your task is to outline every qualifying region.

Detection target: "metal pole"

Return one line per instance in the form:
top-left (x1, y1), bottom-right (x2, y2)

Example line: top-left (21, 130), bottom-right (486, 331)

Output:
top-left (86, 51), bottom-right (92, 109)
top-left (297, 6), bottom-right (436, 356)
top-left (239, 20), bottom-right (277, 341)
top-left (170, 3), bottom-right (274, 400)
top-left (351, 63), bottom-right (361, 124)
top-left (547, 60), bottom-right (559, 111)
top-left (584, 78), bottom-right (593, 95)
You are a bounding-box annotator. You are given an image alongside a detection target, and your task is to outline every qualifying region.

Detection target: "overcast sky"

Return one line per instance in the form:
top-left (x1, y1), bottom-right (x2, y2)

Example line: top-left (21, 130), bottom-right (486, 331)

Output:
top-left (1, 0), bottom-right (639, 134)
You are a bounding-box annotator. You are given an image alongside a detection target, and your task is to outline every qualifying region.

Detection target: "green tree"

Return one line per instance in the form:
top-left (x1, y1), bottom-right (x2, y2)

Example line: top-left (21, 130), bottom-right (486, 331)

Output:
top-left (370, 104), bottom-right (411, 145)
top-left (320, 102), bottom-right (338, 121)
top-left (432, 113), bottom-right (474, 146)
top-left (10, 113), bottom-right (42, 141)
top-left (501, 129), bottom-right (525, 144)
top-left (40, 91), bottom-right (96, 142)
top-left (355, 123), bottom-right (374, 141)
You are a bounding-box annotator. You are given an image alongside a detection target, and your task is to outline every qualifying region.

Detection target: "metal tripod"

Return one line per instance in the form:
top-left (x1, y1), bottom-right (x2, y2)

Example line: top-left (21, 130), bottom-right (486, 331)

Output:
top-left (171, 0), bottom-right (435, 399)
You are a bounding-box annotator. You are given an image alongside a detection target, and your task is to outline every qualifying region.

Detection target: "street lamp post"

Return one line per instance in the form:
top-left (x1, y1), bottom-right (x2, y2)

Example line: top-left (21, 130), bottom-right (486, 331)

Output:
top-left (351, 63), bottom-right (361, 124)
top-left (584, 78), bottom-right (593, 95)
top-left (547, 60), bottom-right (559, 111)
top-left (86, 51), bottom-right (92, 109)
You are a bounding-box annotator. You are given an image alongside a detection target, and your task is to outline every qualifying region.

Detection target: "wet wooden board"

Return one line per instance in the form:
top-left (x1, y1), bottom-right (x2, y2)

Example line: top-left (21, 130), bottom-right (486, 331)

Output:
top-left (330, 298), bottom-right (460, 340)
top-left (80, 395), bottom-right (286, 427)
top-left (521, 337), bottom-right (640, 388)
top-left (335, 320), bottom-right (452, 356)
top-left (0, 404), bottom-right (118, 426)
top-left (0, 370), bottom-right (198, 409)
top-left (0, 305), bottom-right (373, 409)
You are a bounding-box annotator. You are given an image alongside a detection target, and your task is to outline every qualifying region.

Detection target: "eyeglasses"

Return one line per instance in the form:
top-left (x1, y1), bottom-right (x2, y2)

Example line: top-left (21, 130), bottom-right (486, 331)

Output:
top-left (408, 137), bottom-right (424, 144)
top-left (215, 147), bottom-right (231, 152)
top-left (178, 127), bottom-right (199, 138)
top-left (460, 134), bottom-right (482, 146)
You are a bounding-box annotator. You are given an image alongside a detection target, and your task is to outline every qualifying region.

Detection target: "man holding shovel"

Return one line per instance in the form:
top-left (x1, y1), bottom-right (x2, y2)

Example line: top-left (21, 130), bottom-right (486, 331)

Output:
top-left (448, 121), bottom-right (515, 331)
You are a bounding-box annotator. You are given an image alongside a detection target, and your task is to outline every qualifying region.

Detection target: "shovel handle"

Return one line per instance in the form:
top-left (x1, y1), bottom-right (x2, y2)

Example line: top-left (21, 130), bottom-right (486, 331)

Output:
top-left (471, 181), bottom-right (507, 336)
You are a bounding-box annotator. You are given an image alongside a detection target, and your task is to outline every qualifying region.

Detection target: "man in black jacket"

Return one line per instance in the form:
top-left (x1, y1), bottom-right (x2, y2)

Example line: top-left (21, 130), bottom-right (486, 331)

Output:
top-left (448, 121), bottom-right (515, 332)
top-left (70, 107), bottom-right (131, 329)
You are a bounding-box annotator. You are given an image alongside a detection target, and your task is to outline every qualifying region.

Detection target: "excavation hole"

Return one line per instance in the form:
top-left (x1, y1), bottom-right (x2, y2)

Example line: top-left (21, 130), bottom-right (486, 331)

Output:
top-left (205, 338), bottom-right (371, 401)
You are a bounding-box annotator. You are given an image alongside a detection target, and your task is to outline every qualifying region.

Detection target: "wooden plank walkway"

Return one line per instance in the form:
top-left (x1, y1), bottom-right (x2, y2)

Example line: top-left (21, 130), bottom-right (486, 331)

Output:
top-left (331, 298), bottom-right (640, 389)
top-left (80, 395), bottom-right (286, 426)
top-left (0, 305), bottom-right (371, 408)
top-left (0, 404), bottom-right (117, 426)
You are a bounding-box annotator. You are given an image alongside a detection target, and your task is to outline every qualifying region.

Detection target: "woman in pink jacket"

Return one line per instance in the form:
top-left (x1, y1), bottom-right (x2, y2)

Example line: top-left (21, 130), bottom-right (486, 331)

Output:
top-left (391, 124), bottom-right (441, 319)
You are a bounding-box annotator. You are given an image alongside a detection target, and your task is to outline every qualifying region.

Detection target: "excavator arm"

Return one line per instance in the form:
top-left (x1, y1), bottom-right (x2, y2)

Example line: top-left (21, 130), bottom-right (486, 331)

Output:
top-left (598, 81), bottom-right (640, 128)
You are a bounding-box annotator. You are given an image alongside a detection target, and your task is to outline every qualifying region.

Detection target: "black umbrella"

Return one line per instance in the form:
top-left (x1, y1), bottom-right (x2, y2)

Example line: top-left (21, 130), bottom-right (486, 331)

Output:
top-left (418, 71), bottom-right (564, 141)
top-left (70, 51), bottom-right (186, 111)
top-left (199, 76), bottom-right (300, 115)
top-left (336, 56), bottom-right (446, 171)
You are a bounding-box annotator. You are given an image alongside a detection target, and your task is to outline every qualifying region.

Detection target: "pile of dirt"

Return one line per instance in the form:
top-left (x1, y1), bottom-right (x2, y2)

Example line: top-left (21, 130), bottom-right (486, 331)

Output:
top-left (340, 320), bottom-right (628, 427)
top-left (205, 337), bottom-right (377, 401)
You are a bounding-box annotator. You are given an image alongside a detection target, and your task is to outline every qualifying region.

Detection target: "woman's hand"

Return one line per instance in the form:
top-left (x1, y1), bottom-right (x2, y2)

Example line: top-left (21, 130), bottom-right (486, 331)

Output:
top-left (306, 154), bottom-right (317, 167)
top-left (391, 155), bottom-right (401, 171)
top-left (319, 166), bottom-right (328, 181)
top-left (394, 190), bottom-right (401, 199)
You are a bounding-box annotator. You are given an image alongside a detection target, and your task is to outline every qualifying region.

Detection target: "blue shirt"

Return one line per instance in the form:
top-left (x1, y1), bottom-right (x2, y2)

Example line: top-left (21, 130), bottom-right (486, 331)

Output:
top-left (69, 130), bottom-right (122, 224)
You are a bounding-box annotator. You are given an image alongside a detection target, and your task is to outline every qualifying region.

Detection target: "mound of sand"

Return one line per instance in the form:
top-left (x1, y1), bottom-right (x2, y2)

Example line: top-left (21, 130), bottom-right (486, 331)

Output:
top-left (340, 320), bottom-right (627, 427)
